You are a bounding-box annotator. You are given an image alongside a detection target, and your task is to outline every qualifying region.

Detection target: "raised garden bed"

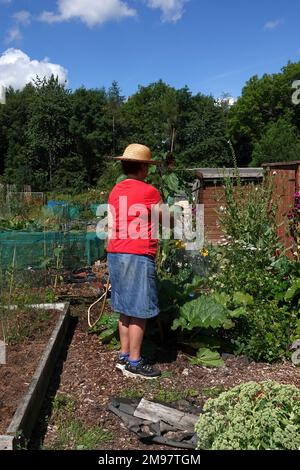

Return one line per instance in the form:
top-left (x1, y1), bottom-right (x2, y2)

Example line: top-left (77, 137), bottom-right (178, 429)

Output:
top-left (0, 303), bottom-right (70, 450)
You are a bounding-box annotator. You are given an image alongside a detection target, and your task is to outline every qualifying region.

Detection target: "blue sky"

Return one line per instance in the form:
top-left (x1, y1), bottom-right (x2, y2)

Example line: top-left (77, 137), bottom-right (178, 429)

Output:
top-left (0, 0), bottom-right (300, 98)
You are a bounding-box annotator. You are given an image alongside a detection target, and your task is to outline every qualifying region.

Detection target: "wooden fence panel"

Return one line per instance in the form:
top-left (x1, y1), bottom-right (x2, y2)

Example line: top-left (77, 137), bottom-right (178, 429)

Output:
top-left (197, 162), bottom-right (300, 251)
top-left (270, 170), bottom-right (296, 252)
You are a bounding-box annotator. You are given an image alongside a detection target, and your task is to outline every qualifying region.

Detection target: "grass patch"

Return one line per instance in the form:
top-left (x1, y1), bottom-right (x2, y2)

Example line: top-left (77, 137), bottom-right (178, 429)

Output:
top-left (49, 419), bottom-right (113, 450)
top-left (44, 393), bottom-right (113, 450)
top-left (119, 388), bottom-right (144, 399)
top-left (52, 393), bottom-right (76, 417)
top-left (152, 386), bottom-right (199, 404)
top-left (160, 371), bottom-right (174, 379)
top-left (120, 382), bottom-right (199, 405)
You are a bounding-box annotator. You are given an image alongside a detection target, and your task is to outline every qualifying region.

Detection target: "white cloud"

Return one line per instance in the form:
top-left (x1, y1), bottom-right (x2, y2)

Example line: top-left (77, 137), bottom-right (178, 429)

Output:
top-left (147, 0), bottom-right (189, 22)
top-left (264, 19), bottom-right (282, 31)
top-left (0, 49), bottom-right (68, 90)
top-left (5, 11), bottom-right (31, 45)
top-left (13, 10), bottom-right (31, 25)
top-left (5, 26), bottom-right (22, 44)
top-left (39, 0), bottom-right (136, 27)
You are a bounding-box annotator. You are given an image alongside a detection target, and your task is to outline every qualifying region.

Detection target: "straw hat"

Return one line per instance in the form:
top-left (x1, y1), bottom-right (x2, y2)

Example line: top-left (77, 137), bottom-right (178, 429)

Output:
top-left (112, 143), bottom-right (159, 164)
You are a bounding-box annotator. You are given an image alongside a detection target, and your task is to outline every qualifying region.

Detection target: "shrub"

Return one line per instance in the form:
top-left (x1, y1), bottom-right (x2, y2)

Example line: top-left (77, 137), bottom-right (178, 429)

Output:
top-left (195, 381), bottom-right (300, 450)
top-left (232, 301), bottom-right (296, 362)
top-left (218, 173), bottom-right (280, 257)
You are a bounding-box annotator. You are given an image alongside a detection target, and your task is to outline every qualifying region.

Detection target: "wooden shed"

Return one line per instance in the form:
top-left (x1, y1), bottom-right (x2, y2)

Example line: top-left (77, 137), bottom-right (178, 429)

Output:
top-left (191, 168), bottom-right (264, 244)
top-left (190, 162), bottom-right (300, 250)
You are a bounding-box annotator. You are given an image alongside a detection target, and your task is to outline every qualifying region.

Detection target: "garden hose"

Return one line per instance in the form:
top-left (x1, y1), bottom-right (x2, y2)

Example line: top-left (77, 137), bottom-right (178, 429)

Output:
top-left (87, 274), bottom-right (111, 328)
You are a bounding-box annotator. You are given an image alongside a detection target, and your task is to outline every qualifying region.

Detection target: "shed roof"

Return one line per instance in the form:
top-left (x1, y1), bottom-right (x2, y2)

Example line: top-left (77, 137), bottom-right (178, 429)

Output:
top-left (261, 161), bottom-right (300, 168)
top-left (188, 168), bottom-right (264, 180)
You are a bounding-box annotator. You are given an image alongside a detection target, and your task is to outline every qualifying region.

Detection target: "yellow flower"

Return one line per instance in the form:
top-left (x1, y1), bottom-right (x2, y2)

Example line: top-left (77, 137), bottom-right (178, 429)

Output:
top-left (201, 248), bottom-right (209, 257)
top-left (176, 240), bottom-right (186, 250)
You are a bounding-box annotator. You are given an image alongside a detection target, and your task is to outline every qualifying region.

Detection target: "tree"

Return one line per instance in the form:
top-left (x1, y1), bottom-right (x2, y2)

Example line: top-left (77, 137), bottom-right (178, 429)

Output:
top-left (123, 81), bottom-right (230, 167)
top-left (106, 81), bottom-right (126, 156)
top-left (52, 153), bottom-right (87, 194)
top-left (70, 87), bottom-right (113, 185)
top-left (228, 61), bottom-right (300, 166)
top-left (176, 92), bottom-right (230, 167)
top-left (251, 115), bottom-right (300, 167)
top-left (2, 84), bottom-right (35, 188)
top-left (123, 80), bottom-right (179, 152)
top-left (25, 76), bottom-right (72, 189)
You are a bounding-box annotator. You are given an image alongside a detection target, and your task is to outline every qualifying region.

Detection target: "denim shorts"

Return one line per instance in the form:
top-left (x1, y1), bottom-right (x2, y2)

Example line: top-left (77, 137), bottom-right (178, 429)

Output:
top-left (107, 253), bottom-right (159, 319)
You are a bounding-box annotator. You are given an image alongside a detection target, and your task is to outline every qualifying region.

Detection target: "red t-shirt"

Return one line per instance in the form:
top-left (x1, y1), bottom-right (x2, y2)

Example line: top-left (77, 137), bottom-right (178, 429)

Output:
top-left (107, 179), bottom-right (161, 258)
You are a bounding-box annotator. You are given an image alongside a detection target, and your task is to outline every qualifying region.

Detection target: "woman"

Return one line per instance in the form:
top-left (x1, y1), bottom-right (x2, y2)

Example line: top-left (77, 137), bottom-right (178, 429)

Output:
top-left (107, 143), bottom-right (162, 378)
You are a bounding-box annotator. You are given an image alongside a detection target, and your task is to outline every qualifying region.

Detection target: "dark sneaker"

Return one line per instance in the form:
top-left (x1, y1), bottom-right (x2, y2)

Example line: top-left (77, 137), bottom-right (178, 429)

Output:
top-left (116, 354), bottom-right (129, 371)
top-left (116, 355), bottom-right (152, 372)
top-left (124, 359), bottom-right (161, 379)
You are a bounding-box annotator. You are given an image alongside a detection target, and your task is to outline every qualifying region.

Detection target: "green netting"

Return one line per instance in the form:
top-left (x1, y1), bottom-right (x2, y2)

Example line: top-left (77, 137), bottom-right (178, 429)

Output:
top-left (42, 205), bottom-right (81, 221)
top-left (45, 202), bottom-right (99, 221)
top-left (90, 204), bottom-right (99, 216)
top-left (0, 230), bottom-right (105, 270)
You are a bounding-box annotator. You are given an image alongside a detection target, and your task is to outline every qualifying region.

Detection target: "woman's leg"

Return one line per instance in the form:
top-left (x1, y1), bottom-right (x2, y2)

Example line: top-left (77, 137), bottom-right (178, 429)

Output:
top-left (119, 314), bottom-right (130, 355)
top-left (128, 317), bottom-right (146, 361)
top-left (125, 316), bottom-right (160, 377)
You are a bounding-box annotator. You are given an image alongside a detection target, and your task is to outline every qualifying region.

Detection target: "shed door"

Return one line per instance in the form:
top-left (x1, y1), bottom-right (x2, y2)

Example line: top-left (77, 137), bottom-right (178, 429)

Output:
top-left (272, 169), bottom-right (296, 247)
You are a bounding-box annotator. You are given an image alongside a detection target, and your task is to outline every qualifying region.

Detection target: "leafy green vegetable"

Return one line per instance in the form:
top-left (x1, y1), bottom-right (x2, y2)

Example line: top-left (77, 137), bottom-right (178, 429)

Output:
top-left (172, 296), bottom-right (231, 332)
top-left (189, 348), bottom-right (224, 368)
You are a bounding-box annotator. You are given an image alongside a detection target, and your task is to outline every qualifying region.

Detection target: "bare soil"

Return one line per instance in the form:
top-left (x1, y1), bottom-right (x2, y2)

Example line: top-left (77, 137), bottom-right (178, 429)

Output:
top-left (0, 309), bottom-right (59, 434)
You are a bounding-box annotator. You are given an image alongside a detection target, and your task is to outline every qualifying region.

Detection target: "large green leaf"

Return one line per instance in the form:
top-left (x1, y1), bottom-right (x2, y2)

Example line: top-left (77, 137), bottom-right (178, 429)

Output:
top-left (106, 313), bottom-right (119, 329)
top-left (98, 312), bottom-right (119, 328)
top-left (172, 296), bottom-right (230, 331)
top-left (285, 280), bottom-right (300, 302)
top-left (222, 318), bottom-right (236, 329)
top-left (189, 348), bottom-right (224, 368)
top-left (163, 173), bottom-right (180, 194)
top-left (212, 292), bottom-right (231, 307)
top-left (172, 317), bottom-right (186, 331)
top-left (89, 313), bottom-right (119, 338)
top-left (97, 313), bottom-right (109, 326)
top-left (99, 328), bottom-right (116, 343)
top-left (228, 307), bottom-right (247, 318)
top-left (183, 276), bottom-right (203, 297)
top-left (233, 292), bottom-right (254, 306)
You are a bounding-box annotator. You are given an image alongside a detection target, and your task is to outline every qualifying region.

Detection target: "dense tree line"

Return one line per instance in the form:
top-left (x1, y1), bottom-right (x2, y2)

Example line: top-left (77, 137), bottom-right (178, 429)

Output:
top-left (1, 60), bottom-right (300, 193)
top-left (229, 61), bottom-right (300, 166)
top-left (0, 78), bottom-right (230, 193)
